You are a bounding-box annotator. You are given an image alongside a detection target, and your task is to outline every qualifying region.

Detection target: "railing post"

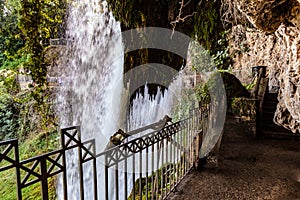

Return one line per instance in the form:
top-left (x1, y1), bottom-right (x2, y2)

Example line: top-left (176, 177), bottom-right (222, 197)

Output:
top-left (61, 130), bottom-right (68, 200)
top-left (115, 151), bottom-right (119, 200)
top-left (105, 155), bottom-right (109, 200)
top-left (40, 157), bottom-right (49, 200)
top-left (14, 140), bottom-right (22, 200)
top-left (78, 139), bottom-right (84, 200)
top-left (194, 130), bottom-right (203, 170)
top-left (92, 143), bottom-right (98, 200)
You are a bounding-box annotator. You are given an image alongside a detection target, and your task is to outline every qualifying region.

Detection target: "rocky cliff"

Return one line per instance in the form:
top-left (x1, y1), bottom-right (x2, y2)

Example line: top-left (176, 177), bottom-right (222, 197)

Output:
top-left (105, 0), bottom-right (300, 133)
top-left (229, 0), bottom-right (300, 133)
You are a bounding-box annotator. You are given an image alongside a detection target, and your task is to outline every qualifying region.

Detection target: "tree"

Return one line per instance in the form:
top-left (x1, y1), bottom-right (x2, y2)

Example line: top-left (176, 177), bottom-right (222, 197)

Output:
top-left (0, 0), bottom-right (24, 69)
top-left (18, 0), bottom-right (66, 86)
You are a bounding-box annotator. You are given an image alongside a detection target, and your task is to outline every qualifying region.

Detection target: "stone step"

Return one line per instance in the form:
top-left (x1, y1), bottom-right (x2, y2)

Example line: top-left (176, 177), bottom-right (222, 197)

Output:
top-left (262, 115), bottom-right (275, 119)
top-left (261, 123), bottom-right (290, 133)
top-left (263, 94), bottom-right (278, 104)
top-left (258, 92), bottom-right (297, 139)
top-left (260, 130), bottom-right (300, 140)
top-left (264, 99), bottom-right (278, 105)
top-left (264, 97), bottom-right (278, 102)
top-left (264, 92), bottom-right (278, 98)
top-left (263, 103), bottom-right (278, 108)
top-left (262, 110), bottom-right (275, 116)
top-left (263, 101), bottom-right (277, 107)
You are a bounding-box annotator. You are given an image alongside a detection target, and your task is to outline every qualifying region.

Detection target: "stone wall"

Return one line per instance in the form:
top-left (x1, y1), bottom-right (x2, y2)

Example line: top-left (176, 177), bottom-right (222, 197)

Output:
top-left (229, 0), bottom-right (300, 133)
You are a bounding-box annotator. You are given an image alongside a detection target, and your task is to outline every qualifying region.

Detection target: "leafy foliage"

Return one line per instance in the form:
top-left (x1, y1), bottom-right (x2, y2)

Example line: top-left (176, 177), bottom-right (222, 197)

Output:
top-left (171, 88), bottom-right (196, 122)
top-left (18, 0), bottom-right (66, 86)
top-left (0, 69), bottom-right (59, 199)
top-left (107, 0), bottom-right (232, 71)
top-left (0, 91), bottom-right (19, 140)
top-left (0, 0), bottom-right (25, 69)
top-left (0, 70), bottom-right (20, 140)
top-left (195, 71), bottom-right (249, 106)
top-left (195, 74), bottom-right (215, 104)
top-left (192, 1), bottom-right (220, 49)
top-left (230, 97), bottom-right (257, 121)
top-left (188, 40), bottom-right (215, 72)
top-left (211, 36), bottom-right (232, 69)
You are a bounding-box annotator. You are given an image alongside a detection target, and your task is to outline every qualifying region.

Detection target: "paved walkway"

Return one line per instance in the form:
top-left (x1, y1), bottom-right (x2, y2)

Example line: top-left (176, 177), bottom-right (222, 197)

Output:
top-left (167, 119), bottom-right (300, 200)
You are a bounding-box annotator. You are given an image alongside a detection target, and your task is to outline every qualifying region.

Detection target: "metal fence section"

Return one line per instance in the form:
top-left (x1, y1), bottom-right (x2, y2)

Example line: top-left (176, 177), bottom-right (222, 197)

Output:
top-left (0, 126), bottom-right (97, 200)
top-left (0, 107), bottom-right (210, 200)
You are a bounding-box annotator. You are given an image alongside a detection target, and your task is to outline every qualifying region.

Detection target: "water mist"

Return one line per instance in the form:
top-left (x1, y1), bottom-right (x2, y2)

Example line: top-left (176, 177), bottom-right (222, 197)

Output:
top-left (56, 1), bottom-right (125, 199)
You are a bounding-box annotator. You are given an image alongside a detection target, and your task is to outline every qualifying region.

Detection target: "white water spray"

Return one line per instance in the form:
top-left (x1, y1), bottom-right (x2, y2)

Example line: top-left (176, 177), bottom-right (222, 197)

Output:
top-left (128, 86), bottom-right (171, 132)
top-left (120, 71), bottom-right (190, 198)
top-left (56, 1), bottom-right (125, 199)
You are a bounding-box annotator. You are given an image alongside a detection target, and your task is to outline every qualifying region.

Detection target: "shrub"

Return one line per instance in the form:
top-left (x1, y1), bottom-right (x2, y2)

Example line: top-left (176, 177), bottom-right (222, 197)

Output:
top-left (0, 88), bottom-right (19, 140)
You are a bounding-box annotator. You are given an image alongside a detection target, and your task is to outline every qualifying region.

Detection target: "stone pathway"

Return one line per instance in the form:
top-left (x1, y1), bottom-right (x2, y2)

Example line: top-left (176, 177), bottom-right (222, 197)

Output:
top-left (166, 119), bottom-right (300, 200)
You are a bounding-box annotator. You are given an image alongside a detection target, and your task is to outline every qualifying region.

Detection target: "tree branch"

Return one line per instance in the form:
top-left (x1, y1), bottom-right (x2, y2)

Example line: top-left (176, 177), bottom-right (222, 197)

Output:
top-left (170, 0), bottom-right (197, 38)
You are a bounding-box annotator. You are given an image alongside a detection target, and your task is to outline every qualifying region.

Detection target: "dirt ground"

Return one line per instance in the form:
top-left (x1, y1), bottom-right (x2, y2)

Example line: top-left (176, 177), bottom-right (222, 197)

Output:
top-left (167, 118), bottom-right (300, 200)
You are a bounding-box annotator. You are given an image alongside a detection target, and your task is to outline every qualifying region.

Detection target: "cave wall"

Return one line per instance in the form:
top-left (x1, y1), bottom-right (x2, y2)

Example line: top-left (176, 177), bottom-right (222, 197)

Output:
top-left (229, 0), bottom-right (300, 133)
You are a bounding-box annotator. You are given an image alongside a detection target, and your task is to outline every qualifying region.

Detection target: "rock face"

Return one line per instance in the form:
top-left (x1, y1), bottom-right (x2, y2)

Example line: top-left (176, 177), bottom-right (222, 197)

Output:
top-left (230, 0), bottom-right (300, 133)
top-left (274, 25), bottom-right (300, 133)
top-left (237, 0), bottom-right (300, 32)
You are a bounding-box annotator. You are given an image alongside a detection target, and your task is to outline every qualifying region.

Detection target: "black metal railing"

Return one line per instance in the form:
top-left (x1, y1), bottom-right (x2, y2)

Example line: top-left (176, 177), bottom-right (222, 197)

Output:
top-left (0, 107), bottom-right (209, 200)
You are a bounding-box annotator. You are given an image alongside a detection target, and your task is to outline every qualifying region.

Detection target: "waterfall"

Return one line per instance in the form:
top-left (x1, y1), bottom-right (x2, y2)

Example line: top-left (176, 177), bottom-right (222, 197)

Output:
top-left (120, 72), bottom-right (190, 198)
top-left (55, 0), bottom-right (200, 199)
top-left (128, 75), bottom-right (185, 133)
top-left (56, 1), bottom-right (125, 199)
top-left (128, 86), bottom-right (171, 132)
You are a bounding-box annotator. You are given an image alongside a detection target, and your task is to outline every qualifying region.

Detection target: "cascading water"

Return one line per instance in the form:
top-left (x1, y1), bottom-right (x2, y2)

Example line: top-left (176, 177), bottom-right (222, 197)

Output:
top-left (128, 75), bottom-right (185, 133)
top-left (56, 1), bottom-right (125, 199)
top-left (121, 72), bottom-right (190, 198)
top-left (128, 86), bottom-right (171, 132)
top-left (55, 0), bottom-right (199, 199)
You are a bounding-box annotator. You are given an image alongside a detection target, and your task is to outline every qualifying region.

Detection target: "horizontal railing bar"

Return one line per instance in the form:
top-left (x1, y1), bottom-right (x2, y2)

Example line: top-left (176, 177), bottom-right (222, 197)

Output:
top-left (20, 149), bottom-right (64, 164)
top-left (98, 129), bottom-right (187, 167)
top-left (0, 139), bottom-right (18, 146)
top-left (96, 120), bottom-right (187, 157)
top-left (61, 125), bottom-right (81, 132)
top-left (48, 169), bottom-right (63, 177)
top-left (22, 178), bottom-right (40, 188)
top-left (0, 164), bottom-right (14, 171)
top-left (82, 157), bottom-right (94, 163)
top-left (0, 153), bottom-right (18, 166)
